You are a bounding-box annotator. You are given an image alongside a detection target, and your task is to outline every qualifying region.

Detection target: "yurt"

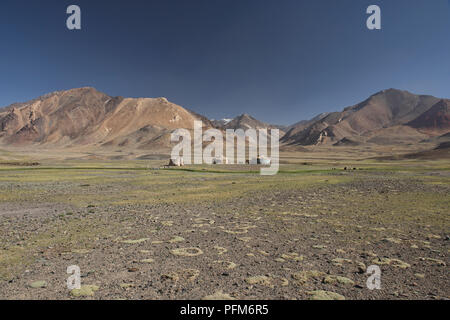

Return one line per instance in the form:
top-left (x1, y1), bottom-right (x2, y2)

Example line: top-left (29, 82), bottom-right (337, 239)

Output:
top-left (212, 157), bottom-right (229, 164)
top-left (168, 157), bottom-right (184, 167)
top-left (250, 156), bottom-right (271, 165)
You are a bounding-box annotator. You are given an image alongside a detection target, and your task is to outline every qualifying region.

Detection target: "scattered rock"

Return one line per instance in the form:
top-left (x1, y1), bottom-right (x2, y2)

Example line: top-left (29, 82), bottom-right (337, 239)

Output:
top-left (372, 257), bottom-right (410, 269)
top-left (307, 290), bottom-right (345, 300)
top-left (323, 275), bottom-right (355, 286)
top-left (213, 260), bottom-right (237, 270)
top-left (291, 270), bottom-right (325, 284)
top-left (168, 236), bottom-right (185, 243)
top-left (281, 253), bottom-right (304, 262)
top-left (245, 275), bottom-right (272, 286)
top-left (214, 246), bottom-right (228, 255)
top-left (140, 258), bottom-right (154, 263)
top-left (70, 285), bottom-right (99, 297)
top-left (170, 247), bottom-right (204, 257)
top-left (121, 238), bottom-right (150, 244)
top-left (418, 257), bottom-right (446, 266)
top-left (202, 291), bottom-right (236, 300)
top-left (356, 262), bottom-right (366, 273)
top-left (331, 258), bottom-right (352, 267)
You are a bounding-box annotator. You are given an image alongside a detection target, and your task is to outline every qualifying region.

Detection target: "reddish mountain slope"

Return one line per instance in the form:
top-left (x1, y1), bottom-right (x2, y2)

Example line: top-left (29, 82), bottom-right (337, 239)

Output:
top-left (282, 89), bottom-right (443, 146)
top-left (407, 99), bottom-right (450, 134)
top-left (0, 87), bottom-right (205, 149)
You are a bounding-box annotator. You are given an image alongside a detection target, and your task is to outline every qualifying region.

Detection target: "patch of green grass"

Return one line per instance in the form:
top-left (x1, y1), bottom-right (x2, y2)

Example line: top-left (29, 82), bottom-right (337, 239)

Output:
top-left (0, 217), bottom-right (118, 280)
top-left (0, 166), bottom-right (353, 206)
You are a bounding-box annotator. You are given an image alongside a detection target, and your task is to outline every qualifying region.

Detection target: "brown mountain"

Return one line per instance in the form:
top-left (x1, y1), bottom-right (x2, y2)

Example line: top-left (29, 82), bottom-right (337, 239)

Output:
top-left (211, 113), bottom-right (285, 138)
top-left (2, 87), bottom-right (448, 153)
top-left (282, 89), bottom-right (443, 146)
top-left (282, 113), bottom-right (330, 142)
top-left (0, 87), bottom-right (206, 149)
top-left (406, 99), bottom-right (450, 134)
top-left (222, 114), bottom-right (275, 131)
top-left (378, 141), bottom-right (450, 160)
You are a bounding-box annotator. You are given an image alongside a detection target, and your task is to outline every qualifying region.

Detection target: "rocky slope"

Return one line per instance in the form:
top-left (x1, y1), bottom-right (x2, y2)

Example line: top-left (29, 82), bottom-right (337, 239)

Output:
top-left (0, 87), bottom-right (205, 149)
top-left (282, 89), bottom-right (445, 146)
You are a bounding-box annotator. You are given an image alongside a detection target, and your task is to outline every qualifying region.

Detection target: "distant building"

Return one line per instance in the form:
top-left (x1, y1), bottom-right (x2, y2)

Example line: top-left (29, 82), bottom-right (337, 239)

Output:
top-left (168, 157), bottom-right (184, 167)
top-left (250, 156), bottom-right (271, 165)
top-left (212, 157), bottom-right (229, 164)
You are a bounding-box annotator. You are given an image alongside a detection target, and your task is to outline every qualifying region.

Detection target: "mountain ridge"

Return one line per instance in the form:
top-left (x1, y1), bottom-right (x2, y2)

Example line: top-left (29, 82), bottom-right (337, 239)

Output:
top-left (0, 87), bottom-right (204, 149)
top-left (1, 87), bottom-right (449, 152)
top-left (282, 89), bottom-right (447, 146)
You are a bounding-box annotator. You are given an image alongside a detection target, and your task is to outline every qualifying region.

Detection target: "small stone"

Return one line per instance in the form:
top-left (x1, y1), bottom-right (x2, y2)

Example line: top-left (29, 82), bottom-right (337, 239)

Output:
top-left (356, 262), bottom-right (366, 273)
top-left (140, 259), bottom-right (154, 263)
top-left (168, 236), bottom-right (185, 243)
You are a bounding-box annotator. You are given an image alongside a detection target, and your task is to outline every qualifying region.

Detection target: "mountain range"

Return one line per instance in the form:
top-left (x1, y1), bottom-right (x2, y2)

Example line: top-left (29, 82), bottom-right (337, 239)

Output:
top-left (0, 87), bottom-right (206, 150)
top-left (282, 89), bottom-right (449, 146)
top-left (0, 87), bottom-right (449, 152)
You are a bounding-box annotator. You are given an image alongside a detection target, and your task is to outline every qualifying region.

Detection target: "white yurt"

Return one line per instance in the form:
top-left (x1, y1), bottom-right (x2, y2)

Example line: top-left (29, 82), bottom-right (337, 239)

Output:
top-left (259, 157), bottom-right (271, 165)
top-left (212, 157), bottom-right (229, 164)
top-left (168, 157), bottom-right (184, 167)
top-left (250, 156), bottom-right (271, 165)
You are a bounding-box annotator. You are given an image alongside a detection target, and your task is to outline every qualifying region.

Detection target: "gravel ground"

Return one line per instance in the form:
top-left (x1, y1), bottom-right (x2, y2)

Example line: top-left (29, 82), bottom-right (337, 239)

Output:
top-left (0, 169), bottom-right (448, 300)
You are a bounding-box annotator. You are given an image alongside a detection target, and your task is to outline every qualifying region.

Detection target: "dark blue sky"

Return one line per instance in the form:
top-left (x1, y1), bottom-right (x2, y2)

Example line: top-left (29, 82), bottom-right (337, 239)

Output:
top-left (1, 0), bottom-right (449, 125)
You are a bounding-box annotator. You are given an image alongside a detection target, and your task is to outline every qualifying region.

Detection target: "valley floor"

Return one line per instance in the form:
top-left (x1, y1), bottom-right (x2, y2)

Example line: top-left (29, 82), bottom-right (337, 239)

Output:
top-left (0, 158), bottom-right (449, 300)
